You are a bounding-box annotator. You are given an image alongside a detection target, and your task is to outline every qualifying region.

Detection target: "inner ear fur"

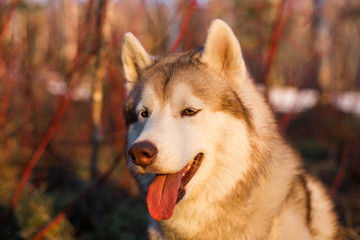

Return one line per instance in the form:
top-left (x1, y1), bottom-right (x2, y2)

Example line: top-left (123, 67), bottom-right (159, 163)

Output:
top-left (201, 19), bottom-right (246, 78)
top-left (122, 33), bottom-right (154, 93)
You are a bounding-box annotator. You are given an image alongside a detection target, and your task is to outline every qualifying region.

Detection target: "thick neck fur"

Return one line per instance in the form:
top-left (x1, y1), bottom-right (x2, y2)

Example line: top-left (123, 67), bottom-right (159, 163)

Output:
top-left (123, 20), bottom-right (338, 240)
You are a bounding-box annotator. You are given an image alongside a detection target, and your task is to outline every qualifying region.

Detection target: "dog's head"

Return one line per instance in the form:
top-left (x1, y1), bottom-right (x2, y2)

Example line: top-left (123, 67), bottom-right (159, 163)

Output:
top-left (122, 19), bottom-right (253, 220)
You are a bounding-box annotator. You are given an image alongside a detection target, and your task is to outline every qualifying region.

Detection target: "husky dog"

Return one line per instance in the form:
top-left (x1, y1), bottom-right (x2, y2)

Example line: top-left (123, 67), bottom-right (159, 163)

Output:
top-left (121, 19), bottom-right (340, 240)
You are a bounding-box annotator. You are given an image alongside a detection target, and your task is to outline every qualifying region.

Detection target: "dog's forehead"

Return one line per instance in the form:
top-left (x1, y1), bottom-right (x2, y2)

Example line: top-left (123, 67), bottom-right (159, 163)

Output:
top-left (148, 67), bottom-right (204, 102)
top-left (140, 56), bottom-right (225, 107)
top-left (125, 50), bottom-right (252, 127)
top-left (143, 80), bottom-right (204, 110)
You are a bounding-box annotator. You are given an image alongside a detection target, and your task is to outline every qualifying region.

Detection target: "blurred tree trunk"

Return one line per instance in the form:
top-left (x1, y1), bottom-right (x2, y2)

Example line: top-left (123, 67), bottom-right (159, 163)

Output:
top-left (307, 0), bottom-right (322, 91)
top-left (90, 0), bottom-right (107, 180)
top-left (309, 0), bottom-right (331, 99)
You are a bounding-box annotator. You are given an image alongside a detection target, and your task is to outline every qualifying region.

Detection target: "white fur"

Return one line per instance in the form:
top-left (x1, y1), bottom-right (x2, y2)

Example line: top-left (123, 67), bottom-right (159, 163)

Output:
top-left (128, 82), bottom-right (251, 186)
top-left (128, 82), bottom-right (256, 239)
top-left (123, 19), bottom-right (339, 240)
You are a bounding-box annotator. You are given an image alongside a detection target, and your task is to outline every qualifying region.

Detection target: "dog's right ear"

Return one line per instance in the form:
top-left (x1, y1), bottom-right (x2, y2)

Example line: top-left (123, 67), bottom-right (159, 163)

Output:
top-left (201, 19), bottom-right (246, 81)
top-left (122, 33), bottom-right (154, 93)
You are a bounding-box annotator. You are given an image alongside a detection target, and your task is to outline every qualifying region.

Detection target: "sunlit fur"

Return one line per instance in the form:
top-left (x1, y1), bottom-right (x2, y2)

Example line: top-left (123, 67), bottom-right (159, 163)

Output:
top-left (122, 19), bottom-right (340, 240)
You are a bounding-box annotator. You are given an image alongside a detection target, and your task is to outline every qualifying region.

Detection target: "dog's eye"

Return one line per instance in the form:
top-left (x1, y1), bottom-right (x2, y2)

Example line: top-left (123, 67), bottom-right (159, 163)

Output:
top-left (181, 108), bottom-right (200, 117)
top-left (140, 109), bottom-right (149, 118)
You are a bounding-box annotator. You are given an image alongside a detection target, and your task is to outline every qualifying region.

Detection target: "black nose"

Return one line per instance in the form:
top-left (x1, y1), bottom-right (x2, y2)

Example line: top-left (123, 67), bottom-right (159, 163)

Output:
top-left (128, 141), bottom-right (157, 167)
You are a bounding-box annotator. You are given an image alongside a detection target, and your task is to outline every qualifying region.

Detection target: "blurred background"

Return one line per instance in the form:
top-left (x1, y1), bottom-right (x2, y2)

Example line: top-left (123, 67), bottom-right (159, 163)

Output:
top-left (0, 0), bottom-right (359, 239)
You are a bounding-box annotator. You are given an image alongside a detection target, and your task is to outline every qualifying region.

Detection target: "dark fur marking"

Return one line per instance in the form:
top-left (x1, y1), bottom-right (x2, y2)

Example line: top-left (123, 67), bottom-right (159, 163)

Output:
top-left (154, 51), bottom-right (203, 99)
top-left (124, 84), bottom-right (145, 126)
top-left (124, 97), bottom-right (138, 126)
top-left (162, 67), bottom-right (174, 96)
top-left (163, 75), bottom-right (171, 94)
top-left (221, 90), bottom-right (253, 129)
top-left (298, 174), bottom-right (312, 230)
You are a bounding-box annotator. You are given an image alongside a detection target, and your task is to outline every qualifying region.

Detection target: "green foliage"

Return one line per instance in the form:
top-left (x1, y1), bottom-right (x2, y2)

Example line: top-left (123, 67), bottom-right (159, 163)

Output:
top-left (14, 187), bottom-right (74, 240)
top-left (93, 199), bottom-right (148, 240)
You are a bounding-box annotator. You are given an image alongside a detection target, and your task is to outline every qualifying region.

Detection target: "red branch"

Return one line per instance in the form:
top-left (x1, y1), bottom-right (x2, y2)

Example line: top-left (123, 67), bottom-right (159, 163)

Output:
top-left (0, 73), bottom-right (15, 130)
top-left (261, 0), bottom-right (287, 90)
top-left (170, 0), bottom-right (197, 52)
top-left (0, 32), bottom-right (95, 229)
top-left (266, 0), bottom-right (298, 132)
top-left (279, 113), bottom-right (294, 132)
top-left (0, 0), bottom-right (113, 225)
top-left (29, 151), bottom-right (123, 240)
top-left (351, 131), bottom-right (360, 177)
top-left (0, 0), bottom-right (20, 130)
top-left (330, 139), bottom-right (351, 198)
top-left (0, 91), bottom-right (73, 226)
top-left (0, 0), bottom-right (20, 45)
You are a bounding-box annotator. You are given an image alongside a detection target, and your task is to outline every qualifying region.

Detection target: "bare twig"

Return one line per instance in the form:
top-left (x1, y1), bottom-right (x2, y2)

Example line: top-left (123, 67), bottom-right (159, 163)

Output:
top-left (0, 0), bottom-right (20, 131)
top-left (170, 0), bottom-right (197, 52)
top-left (0, 92), bottom-right (73, 226)
top-left (0, 2), bottom-right (100, 226)
top-left (330, 139), bottom-right (351, 198)
top-left (260, 0), bottom-right (287, 93)
top-left (29, 150), bottom-right (124, 240)
top-left (278, 113), bottom-right (294, 132)
top-left (0, 73), bottom-right (15, 130)
top-left (350, 131), bottom-right (360, 177)
top-left (0, 0), bottom-right (20, 45)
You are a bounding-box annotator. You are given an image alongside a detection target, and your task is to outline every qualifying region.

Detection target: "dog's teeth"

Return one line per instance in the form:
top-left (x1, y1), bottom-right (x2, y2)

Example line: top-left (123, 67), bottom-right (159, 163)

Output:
top-left (186, 164), bottom-right (191, 171)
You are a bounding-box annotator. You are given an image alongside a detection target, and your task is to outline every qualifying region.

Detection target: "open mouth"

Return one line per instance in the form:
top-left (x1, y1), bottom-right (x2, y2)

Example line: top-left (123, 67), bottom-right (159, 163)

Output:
top-left (177, 153), bottom-right (203, 202)
top-left (146, 153), bottom-right (204, 220)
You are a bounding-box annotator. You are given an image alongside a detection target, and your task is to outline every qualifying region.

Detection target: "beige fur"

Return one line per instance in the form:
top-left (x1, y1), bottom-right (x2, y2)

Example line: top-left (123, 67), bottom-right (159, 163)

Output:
top-left (122, 19), bottom-right (340, 240)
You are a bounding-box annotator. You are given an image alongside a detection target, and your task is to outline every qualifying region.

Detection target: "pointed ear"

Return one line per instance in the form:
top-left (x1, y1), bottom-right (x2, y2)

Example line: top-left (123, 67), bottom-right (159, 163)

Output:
top-left (122, 33), bottom-right (154, 93)
top-left (201, 19), bottom-right (246, 78)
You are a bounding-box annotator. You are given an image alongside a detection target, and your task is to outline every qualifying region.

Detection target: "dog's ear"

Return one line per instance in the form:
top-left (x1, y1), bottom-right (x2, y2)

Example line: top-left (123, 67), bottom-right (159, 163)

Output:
top-left (122, 33), bottom-right (154, 93)
top-left (201, 19), bottom-right (246, 79)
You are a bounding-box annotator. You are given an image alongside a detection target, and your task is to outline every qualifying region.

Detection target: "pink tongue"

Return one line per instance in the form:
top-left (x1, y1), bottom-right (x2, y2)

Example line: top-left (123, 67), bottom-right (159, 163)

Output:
top-left (146, 168), bottom-right (185, 220)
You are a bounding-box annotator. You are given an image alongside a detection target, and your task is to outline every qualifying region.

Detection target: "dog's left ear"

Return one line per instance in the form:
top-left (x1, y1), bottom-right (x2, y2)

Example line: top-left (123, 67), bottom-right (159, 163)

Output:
top-left (122, 33), bottom-right (154, 93)
top-left (201, 19), bottom-right (246, 79)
